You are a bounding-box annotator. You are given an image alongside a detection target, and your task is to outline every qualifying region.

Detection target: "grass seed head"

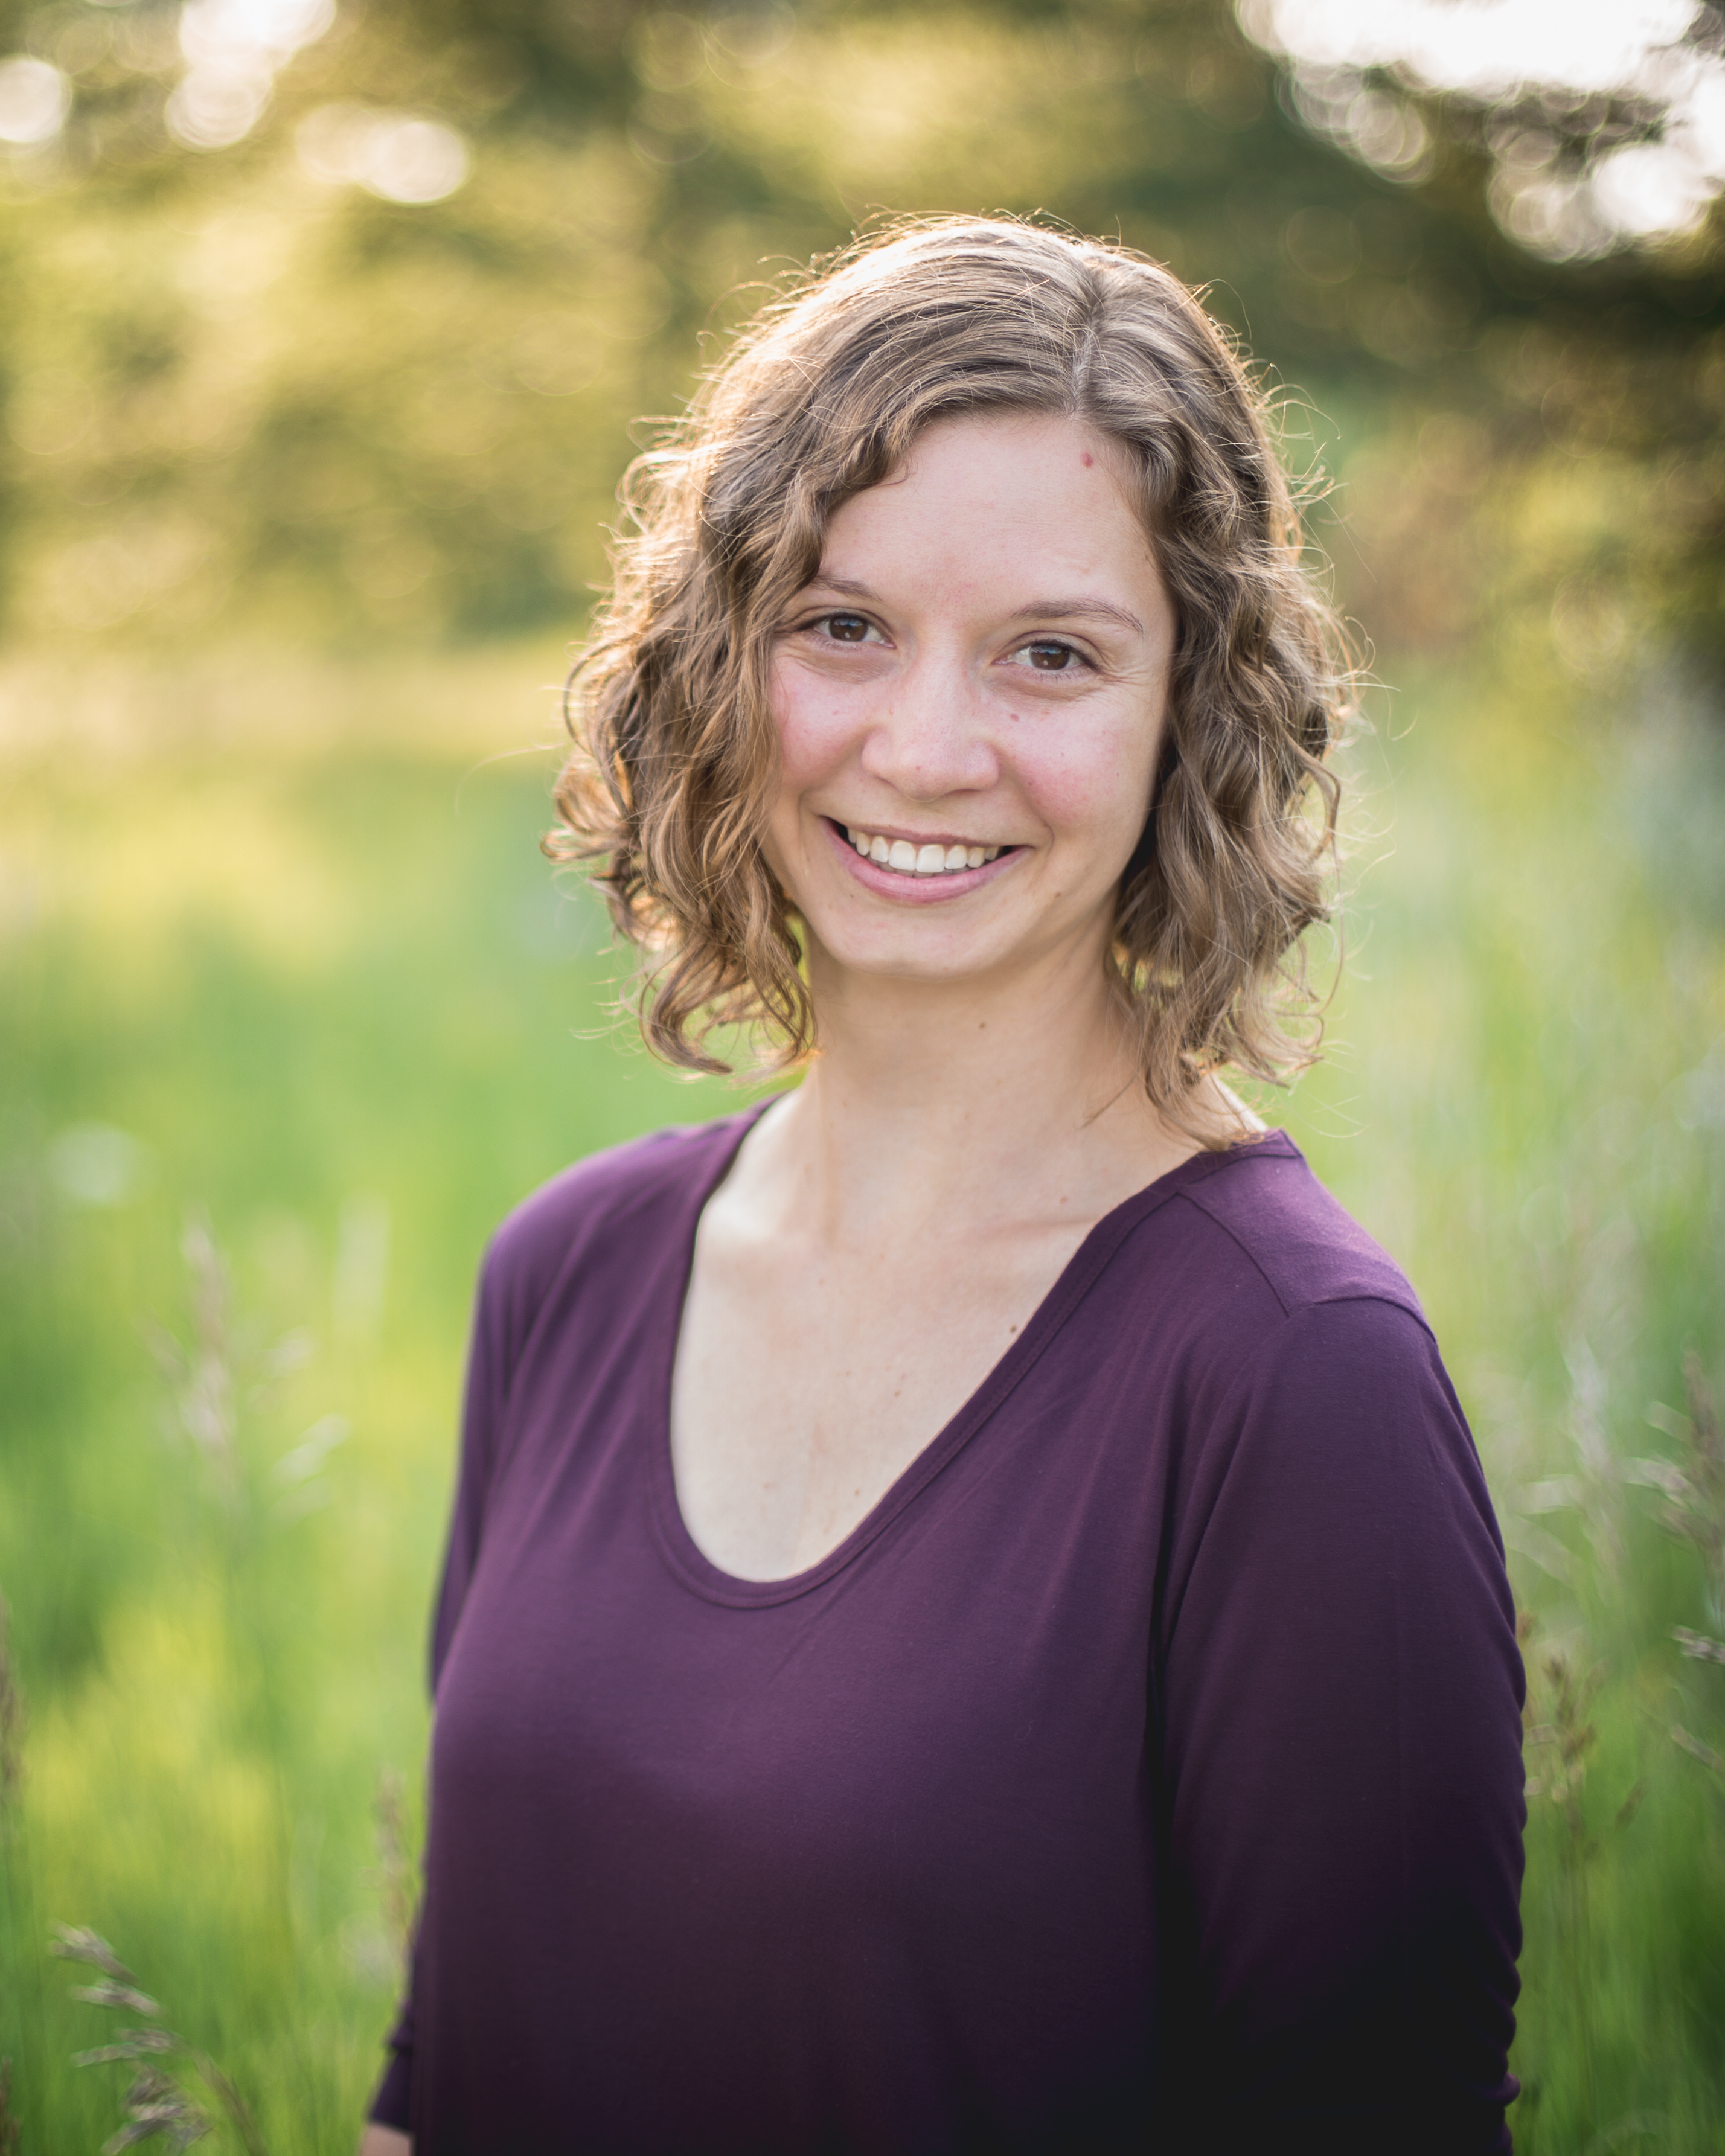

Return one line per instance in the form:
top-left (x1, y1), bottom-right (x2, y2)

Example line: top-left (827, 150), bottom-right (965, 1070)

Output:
top-left (374, 1768), bottom-right (414, 1964)
top-left (50, 1925), bottom-right (138, 1982)
top-left (1672, 1723), bottom-right (1725, 1776)
top-left (70, 1982), bottom-right (164, 2018)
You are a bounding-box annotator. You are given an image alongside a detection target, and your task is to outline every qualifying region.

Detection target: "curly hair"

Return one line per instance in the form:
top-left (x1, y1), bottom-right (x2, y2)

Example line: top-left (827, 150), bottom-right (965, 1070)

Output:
top-left (551, 215), bottom-right (1350, 1137)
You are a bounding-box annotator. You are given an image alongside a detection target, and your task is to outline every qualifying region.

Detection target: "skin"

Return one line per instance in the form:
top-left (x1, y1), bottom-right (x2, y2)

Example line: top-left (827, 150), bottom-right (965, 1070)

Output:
top-left (354, 409), bottom-right (1249, 2148)
top-left (670, 408), bottom-right (1249, 1582)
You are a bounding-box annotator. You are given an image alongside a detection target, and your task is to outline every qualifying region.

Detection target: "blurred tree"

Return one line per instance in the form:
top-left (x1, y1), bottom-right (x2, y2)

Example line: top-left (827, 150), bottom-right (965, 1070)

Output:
top-left (0, 0), bottom-right (1720, 684)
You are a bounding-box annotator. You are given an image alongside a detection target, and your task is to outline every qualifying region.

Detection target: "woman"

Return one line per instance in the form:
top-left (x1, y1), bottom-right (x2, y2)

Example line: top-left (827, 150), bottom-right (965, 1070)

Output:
top-left (362, 217), bottom-right (1525, 2155)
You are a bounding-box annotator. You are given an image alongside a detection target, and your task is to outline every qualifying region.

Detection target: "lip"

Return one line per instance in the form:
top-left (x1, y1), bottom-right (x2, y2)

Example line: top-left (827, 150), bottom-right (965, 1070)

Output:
top-left (819, 816), bottom-right (1024, 903)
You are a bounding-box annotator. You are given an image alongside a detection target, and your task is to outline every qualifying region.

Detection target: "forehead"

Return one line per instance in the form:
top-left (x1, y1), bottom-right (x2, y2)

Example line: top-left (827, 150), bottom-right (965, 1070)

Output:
top-left (816, 411), bottom-right (1160, 599)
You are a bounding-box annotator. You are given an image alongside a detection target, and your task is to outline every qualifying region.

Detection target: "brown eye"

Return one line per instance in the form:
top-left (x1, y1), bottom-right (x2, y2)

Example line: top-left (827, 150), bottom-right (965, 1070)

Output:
top-left (825, 613), bottom-right (871, 642)
top-left (1024, 641), bottom-right (1076, 671)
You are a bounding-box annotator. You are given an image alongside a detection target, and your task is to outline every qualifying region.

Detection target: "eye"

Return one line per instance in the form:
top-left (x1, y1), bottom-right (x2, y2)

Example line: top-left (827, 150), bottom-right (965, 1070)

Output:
top-left (1010, 638), bottom-right (1086, 673)
top-left (815, 612), bottom-right (878, 644)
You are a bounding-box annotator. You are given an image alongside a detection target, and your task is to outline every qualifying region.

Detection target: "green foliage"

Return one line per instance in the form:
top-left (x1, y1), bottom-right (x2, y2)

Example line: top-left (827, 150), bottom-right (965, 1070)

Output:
top-left (2, 0), bottom-right (1724, 663)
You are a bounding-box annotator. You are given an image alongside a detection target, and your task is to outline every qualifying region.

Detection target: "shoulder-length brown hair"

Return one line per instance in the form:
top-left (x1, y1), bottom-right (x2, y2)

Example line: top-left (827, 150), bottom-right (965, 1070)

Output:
top-left (551, 215), bottom-right (1349, 1137)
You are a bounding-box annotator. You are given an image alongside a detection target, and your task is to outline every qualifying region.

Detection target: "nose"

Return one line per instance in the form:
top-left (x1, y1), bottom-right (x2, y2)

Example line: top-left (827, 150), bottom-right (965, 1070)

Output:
top-left (857, 650), bottom-right (1000, 802)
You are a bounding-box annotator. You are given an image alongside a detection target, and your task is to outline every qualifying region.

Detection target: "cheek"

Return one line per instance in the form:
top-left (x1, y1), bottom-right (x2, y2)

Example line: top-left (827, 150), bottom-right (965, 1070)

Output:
top-left (1018, 715), bottom-right (1159, 850)
top-left (769, 661), bottom-right (860, 792)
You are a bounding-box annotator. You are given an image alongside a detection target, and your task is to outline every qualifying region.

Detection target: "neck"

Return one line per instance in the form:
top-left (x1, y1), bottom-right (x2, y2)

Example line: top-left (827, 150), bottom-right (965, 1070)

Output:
top-left (750, 926), bottom-right (1227, 1247)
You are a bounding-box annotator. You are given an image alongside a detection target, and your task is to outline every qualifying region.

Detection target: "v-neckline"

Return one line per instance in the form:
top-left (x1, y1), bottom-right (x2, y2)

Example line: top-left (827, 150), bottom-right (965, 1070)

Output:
top-left (645, 1105), bottom-right (1293, 1608)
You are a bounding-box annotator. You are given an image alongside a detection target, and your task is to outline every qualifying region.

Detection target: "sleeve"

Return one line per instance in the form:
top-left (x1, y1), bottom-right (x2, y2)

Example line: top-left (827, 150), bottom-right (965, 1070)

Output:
top-left (1155, 1294), bottom-right (1526, 2154)
top-left (366, 1238), bottom-right (514, 2134)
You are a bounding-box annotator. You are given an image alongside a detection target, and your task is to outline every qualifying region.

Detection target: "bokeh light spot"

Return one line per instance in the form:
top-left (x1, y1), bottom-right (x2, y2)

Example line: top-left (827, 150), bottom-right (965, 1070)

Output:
top-left (0, 54), bottom-right (71, 145)
top-left (1240, 0), bottom-right (1725, 258)
top-left (296, 105), bottom-right (470, 204)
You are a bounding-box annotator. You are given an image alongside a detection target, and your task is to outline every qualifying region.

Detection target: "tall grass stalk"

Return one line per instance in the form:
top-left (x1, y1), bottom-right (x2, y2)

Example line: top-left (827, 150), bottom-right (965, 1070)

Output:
top-left (53, 1925), bottom-right (268, 2154)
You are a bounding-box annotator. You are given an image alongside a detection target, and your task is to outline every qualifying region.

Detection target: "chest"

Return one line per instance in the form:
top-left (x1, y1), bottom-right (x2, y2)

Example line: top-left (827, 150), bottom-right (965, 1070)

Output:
top-left (429, 1351), bottom-right (1172, 2146)
top-left (669, 1214), bottom-right (1097, 1579)
top-left (449, 1289), bottom-right (1176, 1835)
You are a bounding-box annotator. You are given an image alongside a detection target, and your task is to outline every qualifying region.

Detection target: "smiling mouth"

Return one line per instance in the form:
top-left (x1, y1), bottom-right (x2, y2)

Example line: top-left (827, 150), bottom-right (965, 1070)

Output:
top-left (840, 825), bottom-right (1007, 878)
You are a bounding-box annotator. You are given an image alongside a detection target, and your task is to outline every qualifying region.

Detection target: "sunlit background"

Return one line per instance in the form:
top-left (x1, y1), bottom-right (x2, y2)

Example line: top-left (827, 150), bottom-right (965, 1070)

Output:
top-left (2, 0), bottom-right (1723, 2148)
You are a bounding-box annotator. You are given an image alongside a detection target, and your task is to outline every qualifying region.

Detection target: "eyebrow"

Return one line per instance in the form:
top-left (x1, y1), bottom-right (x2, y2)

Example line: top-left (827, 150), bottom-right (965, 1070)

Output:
top-left (1010, 597), bottom-right (1147, 636)
top-left (804, 575), bottom-right (1147, 638)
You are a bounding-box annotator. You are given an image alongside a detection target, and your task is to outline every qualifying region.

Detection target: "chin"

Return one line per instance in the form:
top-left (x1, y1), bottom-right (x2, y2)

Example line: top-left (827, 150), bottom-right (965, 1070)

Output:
top-left (801, 912), bottom-right (1008, 982)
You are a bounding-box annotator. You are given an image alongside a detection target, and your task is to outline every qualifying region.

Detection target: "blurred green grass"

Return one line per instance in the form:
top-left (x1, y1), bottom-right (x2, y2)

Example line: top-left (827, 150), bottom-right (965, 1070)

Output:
top-left (1, 635), bottom-right (1722, 2152)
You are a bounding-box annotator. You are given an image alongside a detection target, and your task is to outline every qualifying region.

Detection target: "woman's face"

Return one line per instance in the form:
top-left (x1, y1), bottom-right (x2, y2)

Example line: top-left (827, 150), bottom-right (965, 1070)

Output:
top-left (765, 409), bottom-right (1177, 999)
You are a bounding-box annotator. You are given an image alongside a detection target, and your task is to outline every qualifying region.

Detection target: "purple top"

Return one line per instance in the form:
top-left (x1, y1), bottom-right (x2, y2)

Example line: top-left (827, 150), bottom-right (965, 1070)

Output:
top-left (371, 1111), bottom-right (1525, 2154)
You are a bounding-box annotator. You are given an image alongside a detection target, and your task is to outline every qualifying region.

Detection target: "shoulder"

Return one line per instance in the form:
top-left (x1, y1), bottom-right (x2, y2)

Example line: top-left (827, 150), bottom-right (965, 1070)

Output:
top-left (494, 1113), bottom-right (746, 1260)
top-left (1157, 1130), bottom-right (1429, 1337)
top-left (1104, 1134), bottom-right (1469, 1493)
top-left (476, 1112), bottom-right (754, 1349)
top-left (1135, 1138), bottom-right (1496, 1538)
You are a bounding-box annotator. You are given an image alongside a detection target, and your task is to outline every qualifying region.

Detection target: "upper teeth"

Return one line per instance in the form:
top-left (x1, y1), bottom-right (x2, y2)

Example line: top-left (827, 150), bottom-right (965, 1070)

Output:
top-left (845, 829), bottom-right (1000, 875)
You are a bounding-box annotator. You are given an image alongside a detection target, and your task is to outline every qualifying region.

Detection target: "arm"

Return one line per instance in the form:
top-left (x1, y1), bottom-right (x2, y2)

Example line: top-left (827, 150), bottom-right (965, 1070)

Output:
top-left (1158, 1296), bottom-right (1526, 2152)
top-left (362, 1238), bottom-right (513, 2149)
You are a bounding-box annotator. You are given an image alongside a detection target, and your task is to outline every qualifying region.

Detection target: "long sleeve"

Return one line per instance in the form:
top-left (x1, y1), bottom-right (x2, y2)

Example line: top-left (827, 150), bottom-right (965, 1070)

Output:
top-left (1156, 1293), bottom-right (1526, 2152)
top-left (367, 1240), bottom-right (513, 2133)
